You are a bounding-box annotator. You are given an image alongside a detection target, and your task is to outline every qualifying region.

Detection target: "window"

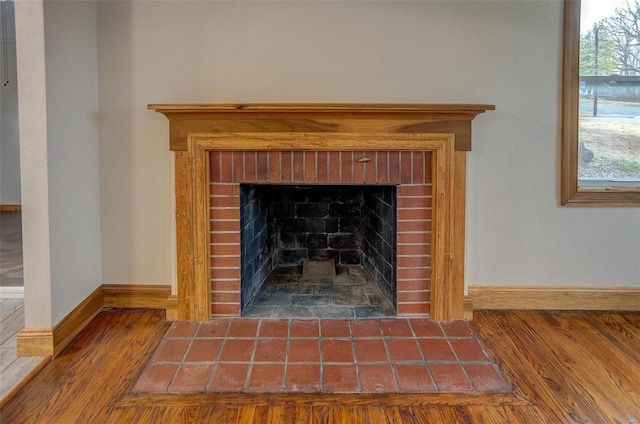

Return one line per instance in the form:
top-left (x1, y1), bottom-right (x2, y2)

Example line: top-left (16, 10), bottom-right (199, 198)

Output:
top-left (562, 0), bottom-right (640, 205)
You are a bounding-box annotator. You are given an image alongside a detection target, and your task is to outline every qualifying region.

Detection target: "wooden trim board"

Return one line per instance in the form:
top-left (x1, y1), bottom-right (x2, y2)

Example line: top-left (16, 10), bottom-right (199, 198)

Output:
top-left (468, 286), bottom-right (640, 311)
top-left (463, 295), bottom-right (473, 320)
top-left (17, 284), bottom-right (172, 357)
top-left (17, 285), bottom-right (104, 356)
top-left (186, 132), bottom-right (464, 321)
top-left (15, 329), bottom-right (55, 357)
top-left (103, 284), bottom-right (172, 309)
top-left (149, 103), bottom-right (495, 151)
top-left (0, 205), bottom-right (21, 212)
top-left (165, 295), bottom-right (179, 320)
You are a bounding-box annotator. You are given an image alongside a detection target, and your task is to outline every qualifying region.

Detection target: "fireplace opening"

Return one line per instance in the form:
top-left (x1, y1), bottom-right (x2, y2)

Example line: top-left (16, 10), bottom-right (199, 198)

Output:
top-left (240, 184), bottom-right (397, 318)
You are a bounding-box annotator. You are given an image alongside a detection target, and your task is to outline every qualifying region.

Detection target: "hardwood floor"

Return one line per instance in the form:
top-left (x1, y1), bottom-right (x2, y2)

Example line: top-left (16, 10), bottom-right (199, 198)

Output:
top-left (0, 212), bottom-right (24, 288)
top-left (1, 309), bottom-right (638, 423)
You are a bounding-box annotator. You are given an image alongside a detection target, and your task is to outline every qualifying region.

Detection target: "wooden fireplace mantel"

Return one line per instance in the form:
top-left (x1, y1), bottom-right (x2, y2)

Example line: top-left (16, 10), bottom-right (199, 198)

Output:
top-left (149, 103), bottom-right (495, 152)
top-left (151, 103), bottom-right (494, 322)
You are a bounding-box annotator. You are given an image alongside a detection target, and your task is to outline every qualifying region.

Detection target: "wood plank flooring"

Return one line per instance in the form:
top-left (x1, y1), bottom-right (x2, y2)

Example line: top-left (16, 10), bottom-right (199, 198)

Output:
top-left (1, 309), bottom-right (639, 423)
top-left (0, 211), bottom-right (23, 288)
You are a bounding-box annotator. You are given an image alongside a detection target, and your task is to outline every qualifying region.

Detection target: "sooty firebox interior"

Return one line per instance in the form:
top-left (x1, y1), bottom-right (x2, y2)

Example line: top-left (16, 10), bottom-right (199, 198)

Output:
top-left (240, 184), bottom-right (396, 318)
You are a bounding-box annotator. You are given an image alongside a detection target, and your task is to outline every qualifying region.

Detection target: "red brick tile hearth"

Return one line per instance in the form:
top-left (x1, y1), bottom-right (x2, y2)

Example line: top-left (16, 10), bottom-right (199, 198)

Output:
top-left (133, 318), bottom-right (512, 395)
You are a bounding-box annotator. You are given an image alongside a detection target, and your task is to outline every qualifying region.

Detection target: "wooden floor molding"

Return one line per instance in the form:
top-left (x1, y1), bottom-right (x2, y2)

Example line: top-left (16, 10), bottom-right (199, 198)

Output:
top-left (17, 284), bottom-right (171, 357)
top-left (103, 284), bottom-right (172, 309)
top-left (165, 294), bottom-right (178, 320)
top-left (17, 285), bottom-right (104, 356)
top-left (2, 309), bottom-right (639, 423)
top-left (468, 285), bottom-right (640, 311)
top-left (0, 205), bottom-right (21, 212)
top-left (463, 295), bottom-right (473, 320)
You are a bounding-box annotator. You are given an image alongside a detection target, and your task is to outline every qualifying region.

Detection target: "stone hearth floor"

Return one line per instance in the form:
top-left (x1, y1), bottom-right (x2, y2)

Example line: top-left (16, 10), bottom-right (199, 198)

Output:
top-left (132, 318), bottom-right (512, 394)
top-left (243, 264), bottom-right (395, 319)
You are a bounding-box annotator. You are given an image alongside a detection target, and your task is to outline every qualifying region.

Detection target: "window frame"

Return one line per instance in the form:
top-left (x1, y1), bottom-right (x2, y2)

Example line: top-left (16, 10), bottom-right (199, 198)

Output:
top-left (561, 0), bottom-right (640, 206)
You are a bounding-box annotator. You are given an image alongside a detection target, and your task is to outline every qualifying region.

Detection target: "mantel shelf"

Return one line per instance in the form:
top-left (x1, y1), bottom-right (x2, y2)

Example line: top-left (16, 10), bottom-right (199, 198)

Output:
top-left (149, 103), bottom-right (495, 151)
top-left (148, 103), bottom-right (495, 114)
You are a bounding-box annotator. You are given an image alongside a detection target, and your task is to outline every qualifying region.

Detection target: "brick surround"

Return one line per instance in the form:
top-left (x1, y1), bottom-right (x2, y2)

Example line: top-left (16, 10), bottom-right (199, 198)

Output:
top-left (209, 150), bottom-right (432, 317)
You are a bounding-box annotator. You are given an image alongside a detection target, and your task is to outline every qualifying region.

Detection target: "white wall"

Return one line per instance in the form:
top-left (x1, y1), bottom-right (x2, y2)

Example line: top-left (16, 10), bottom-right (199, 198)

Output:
top-left (15, 0), bottom-right (102, 327)
top-left (97, 1), bottom-right (640, 293)
top-left (0, 3), bottom-right (20, 205)
top-left (44, 0), bottom-right (102, 325)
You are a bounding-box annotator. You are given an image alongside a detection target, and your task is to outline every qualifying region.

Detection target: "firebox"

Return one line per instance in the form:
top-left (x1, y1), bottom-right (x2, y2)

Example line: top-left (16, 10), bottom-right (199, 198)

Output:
top-left (239, 184), bottom-right (397, 318)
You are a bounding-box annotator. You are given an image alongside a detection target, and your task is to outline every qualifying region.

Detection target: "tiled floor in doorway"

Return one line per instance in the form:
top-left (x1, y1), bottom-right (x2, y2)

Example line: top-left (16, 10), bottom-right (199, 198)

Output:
top-left (133, 318), bottom-right (512, 394)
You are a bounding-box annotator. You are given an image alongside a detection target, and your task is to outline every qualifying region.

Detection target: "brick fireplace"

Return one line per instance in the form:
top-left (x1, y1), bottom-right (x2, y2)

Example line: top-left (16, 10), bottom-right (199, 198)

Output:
top-left (211, 150), bottom-right (431, 316)
top-left (150, 104), bottom-right (494, 321)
